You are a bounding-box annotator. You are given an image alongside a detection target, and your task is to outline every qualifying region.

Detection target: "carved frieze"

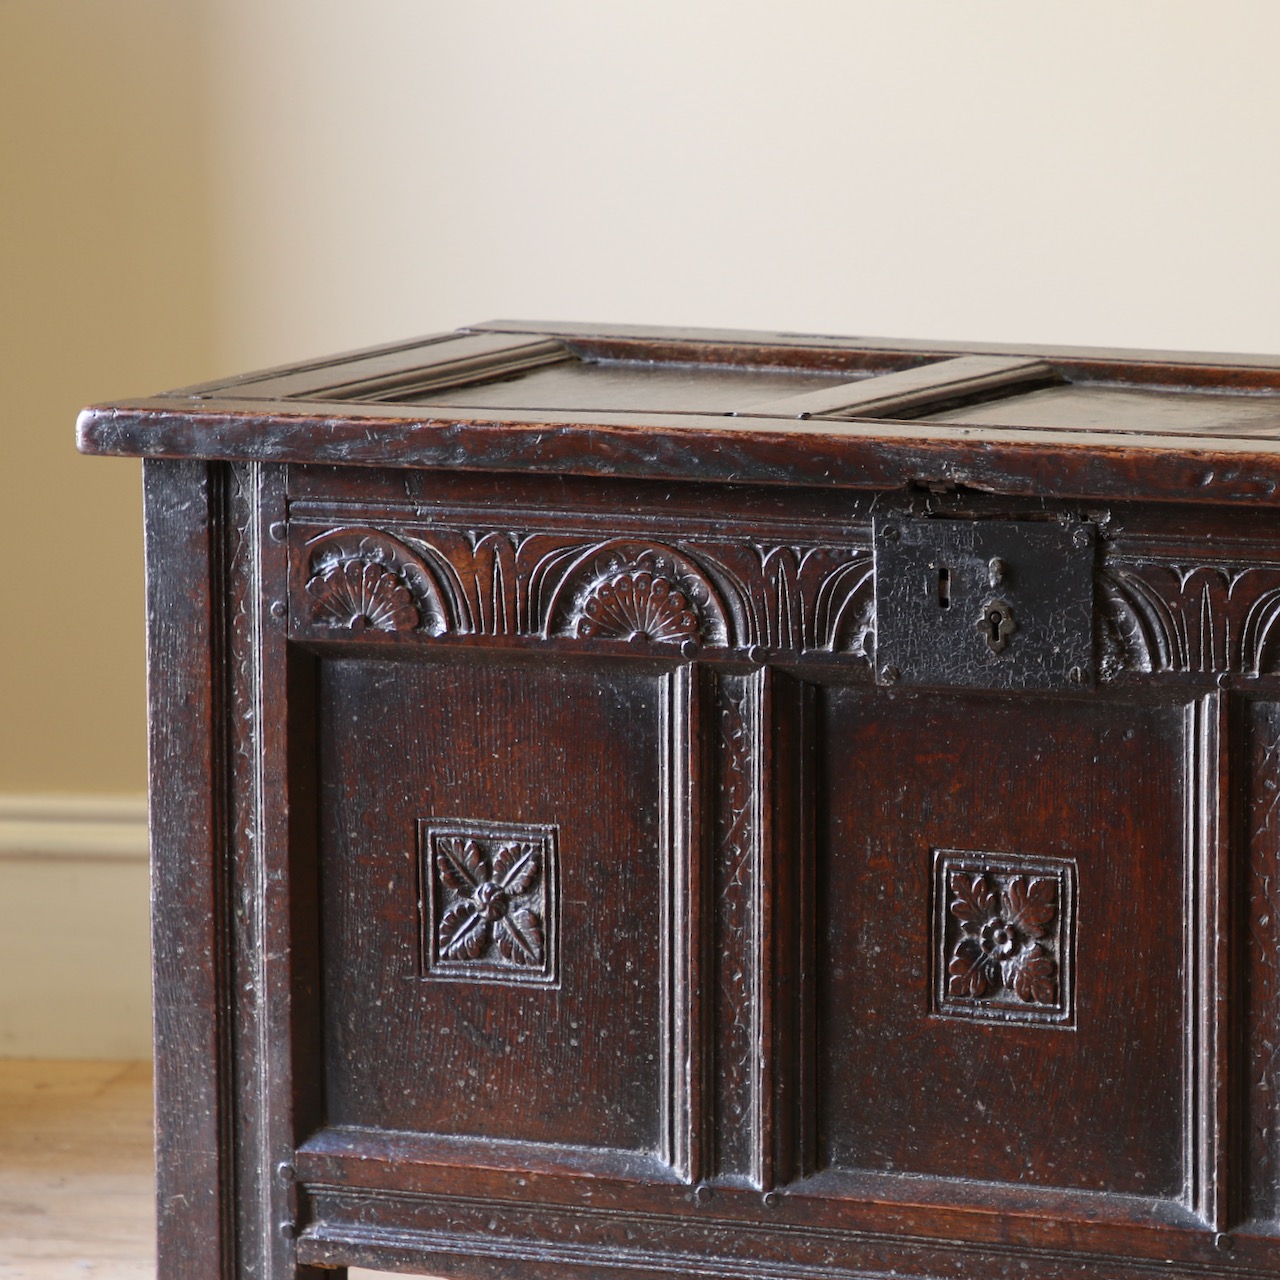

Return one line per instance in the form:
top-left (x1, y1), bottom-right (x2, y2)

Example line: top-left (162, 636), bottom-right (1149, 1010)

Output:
top-left (1099, 561), bottom-right (1280, 678)
top-left (295, 519), bottom-right (1280, 683)
top-left (419, 819), bottom-right (559, 987)
top-left (297, 524), bottom-right (872, 657)
top-left (932, 850), bottom-right (1075, 1026)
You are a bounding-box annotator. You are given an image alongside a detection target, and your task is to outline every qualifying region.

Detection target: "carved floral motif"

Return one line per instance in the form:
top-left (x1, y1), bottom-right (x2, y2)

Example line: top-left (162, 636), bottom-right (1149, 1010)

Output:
top-left (947, 873), bottom-right (1057, 1004)
top-left (306, 559), bottom-right (420, 632)
top-left (437, 837), bottom-right (544, 965)
top-left (422, 822), bottom-right (558, 985)
top-left (576, 568), bottom-right (700, 643)
top-left (934, 852), bottom-right (1074, 1025)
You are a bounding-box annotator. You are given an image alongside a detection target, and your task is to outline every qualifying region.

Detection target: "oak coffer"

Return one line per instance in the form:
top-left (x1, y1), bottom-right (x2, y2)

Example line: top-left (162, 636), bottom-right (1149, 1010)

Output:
top-left (78, 322), bottom-right (1280, 1280)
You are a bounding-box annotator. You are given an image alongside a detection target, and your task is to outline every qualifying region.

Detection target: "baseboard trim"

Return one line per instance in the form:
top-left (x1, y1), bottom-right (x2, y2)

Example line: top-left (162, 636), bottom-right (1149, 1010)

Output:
top-left (0, 794), bottom-right (149, 861)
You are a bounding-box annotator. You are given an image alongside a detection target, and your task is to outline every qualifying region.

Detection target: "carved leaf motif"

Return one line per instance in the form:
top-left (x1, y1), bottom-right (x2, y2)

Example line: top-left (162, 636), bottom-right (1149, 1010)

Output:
top-left (496, 908), bottom-right (544, 966)
top-left (950, 873), bottom-right (997, 928)
top-left (439, 902), bottom-right (488, 960)
top-left (936, 855), bottom-right (1071, 1021)
top-left (427, 823), bottom-right (556, 982)
top-left (1009, 944), bottom-right (1058, 1004)
top-left (948, 938), bottom-right (995, 998)
top-left (493, 843), bottom-right (540, 895)
top-left (436, 838), bottom-right (486, 891)
top-left (1002, 876), bottom-right (1057, 940)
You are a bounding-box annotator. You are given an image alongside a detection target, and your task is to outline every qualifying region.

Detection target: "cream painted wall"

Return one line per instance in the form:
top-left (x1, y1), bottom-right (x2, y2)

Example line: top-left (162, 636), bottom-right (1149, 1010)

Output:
top-left (203, 0), bottom-right (1280, 372)
top-left (1, 1), bottom-right (216, 795)
top-left (11, 0), bottom-right (1280, 798)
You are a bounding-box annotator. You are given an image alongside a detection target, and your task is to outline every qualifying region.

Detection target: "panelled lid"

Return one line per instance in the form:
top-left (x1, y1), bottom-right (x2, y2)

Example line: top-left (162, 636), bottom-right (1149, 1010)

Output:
top-left (76, 320), bottom-right (1280, 506)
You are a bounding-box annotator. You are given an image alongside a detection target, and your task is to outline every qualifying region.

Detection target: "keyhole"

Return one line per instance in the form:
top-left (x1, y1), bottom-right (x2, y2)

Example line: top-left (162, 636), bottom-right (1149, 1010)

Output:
top-left (977, 599), bottom-right (1016, 653)
top-left (937, 566), bottom-right (951, 609)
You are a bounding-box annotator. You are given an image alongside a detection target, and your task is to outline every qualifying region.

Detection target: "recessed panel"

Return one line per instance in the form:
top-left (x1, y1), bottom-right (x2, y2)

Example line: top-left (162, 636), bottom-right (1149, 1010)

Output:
top-left (816, 689), bottom-right (1188, 1197)
top-left (391, 357), bottom-right (856, 413)
top-left (317, 655), bottom-right (667, 1153)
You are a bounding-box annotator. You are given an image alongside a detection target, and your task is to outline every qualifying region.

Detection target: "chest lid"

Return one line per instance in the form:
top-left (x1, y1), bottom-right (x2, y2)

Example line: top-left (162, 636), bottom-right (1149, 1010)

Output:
top-left (76, 320), bottom-right (1280, 506)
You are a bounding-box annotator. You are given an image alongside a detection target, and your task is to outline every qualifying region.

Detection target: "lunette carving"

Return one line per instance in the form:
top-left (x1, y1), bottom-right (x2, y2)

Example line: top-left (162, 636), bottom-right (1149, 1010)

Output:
top-left (297, 524), bottom-right (873, 656)
top-left (307, 559), bottom-right (419, 632)
top-left (303, 527), bottom-right (449, 635)
top-left (1099, 562), bottom-right (1280, 678)
top-left (547, 541), bottom-right (727, 644)
top-left (933, 851), bottom-right (1075, 1026)
top-left (575, 565), bottom-right (701, 644)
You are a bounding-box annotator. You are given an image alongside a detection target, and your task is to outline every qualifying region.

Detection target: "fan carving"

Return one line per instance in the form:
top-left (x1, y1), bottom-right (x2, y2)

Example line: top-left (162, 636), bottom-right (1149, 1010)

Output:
top-left (306, 559), bottom-right (419, 632)
top-left (576, 568), bottom-right (701, 643)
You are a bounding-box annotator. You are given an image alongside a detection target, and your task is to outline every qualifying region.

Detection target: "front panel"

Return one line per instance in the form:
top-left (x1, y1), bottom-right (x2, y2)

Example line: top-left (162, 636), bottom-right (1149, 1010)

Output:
top-left (317, 654), bottom-right (673, 1155)
top-left (816, 687), bottom-right (1189, 1198)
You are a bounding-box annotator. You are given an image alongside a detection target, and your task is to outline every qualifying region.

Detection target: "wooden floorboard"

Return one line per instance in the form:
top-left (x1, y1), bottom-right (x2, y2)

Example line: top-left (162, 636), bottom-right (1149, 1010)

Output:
top-left (0, 1060), bottom-right (155, 1280)
top-left (0, 1061), bottom-right (435, 1280)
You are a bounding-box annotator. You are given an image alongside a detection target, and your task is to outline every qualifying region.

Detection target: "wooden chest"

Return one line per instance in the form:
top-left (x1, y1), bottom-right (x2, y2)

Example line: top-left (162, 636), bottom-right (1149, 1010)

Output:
top-left (78, 321), bottom-right (1280, 1280)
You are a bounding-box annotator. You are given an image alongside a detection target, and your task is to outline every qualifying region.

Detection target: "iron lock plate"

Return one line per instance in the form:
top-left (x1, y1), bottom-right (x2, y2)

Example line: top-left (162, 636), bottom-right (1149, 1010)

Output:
top-left (872, 517), bottom-right (1095, 691)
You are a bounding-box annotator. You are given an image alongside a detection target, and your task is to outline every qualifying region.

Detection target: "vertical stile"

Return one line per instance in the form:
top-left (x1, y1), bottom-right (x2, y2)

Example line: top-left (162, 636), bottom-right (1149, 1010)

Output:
top-left (1191, 691), bottom-right (1235, 1229)
top-left (145, 460), bottom-right (238, 1280)
top-left (707, 666), bottom-right (764, 1186)
top-left (762, 669), bottom-right (812, 1188)
top-left (661, 662), bottom-right (702, 1180)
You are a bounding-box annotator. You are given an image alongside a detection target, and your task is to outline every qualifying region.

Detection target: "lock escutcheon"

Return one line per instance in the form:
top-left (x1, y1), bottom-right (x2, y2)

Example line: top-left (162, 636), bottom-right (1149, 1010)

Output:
top-left (978, 600), bottom-right (1017, 654)
top-left (873, 516), bottom-right (1094, 691)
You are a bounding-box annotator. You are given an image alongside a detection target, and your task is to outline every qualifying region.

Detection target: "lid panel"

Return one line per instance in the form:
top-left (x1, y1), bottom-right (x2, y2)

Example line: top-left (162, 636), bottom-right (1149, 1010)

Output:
top-left (920, 385), bottom-right (1280, 437)
top-left (386, 357), bottom-right (864, 414)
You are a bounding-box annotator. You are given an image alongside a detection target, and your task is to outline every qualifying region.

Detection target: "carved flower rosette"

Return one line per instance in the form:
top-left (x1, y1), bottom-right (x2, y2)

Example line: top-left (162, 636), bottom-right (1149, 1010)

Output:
top-left (436, 837), bottom-right (545, 968)
top-left (421, 822), bottom-right (558, 986)
top-left (934, 853), bottom-right (1074, 1026)
top-left (947, 873), bottom-right (1058, 1004)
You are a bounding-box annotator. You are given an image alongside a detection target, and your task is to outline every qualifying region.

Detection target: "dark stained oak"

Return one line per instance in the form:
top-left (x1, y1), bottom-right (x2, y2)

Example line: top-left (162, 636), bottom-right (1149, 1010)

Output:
top-left (82, 323), bottom-right (1280, 1280)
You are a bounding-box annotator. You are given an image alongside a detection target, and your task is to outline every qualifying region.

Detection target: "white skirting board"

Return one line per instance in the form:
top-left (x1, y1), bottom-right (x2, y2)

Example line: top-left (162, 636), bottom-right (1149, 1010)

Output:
top-left (0, 794), bottom-right (151, 1059)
